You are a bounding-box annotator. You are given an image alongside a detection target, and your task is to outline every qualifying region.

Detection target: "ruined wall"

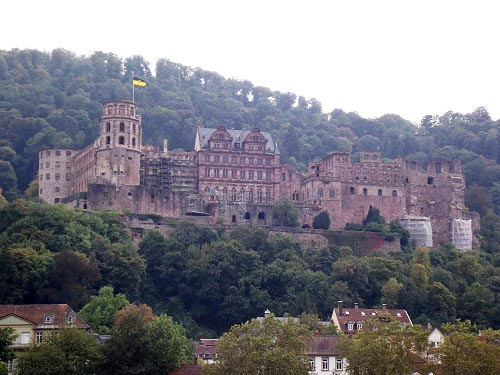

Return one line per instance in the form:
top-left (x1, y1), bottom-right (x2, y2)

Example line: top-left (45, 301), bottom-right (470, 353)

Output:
top-left (38, 149), bottom-right (75, 203)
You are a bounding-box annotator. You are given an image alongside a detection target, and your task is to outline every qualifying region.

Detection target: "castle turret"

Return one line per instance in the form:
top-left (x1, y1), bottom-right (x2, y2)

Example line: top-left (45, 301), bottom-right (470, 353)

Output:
top-left (96, 101), bottom-right (142, 186)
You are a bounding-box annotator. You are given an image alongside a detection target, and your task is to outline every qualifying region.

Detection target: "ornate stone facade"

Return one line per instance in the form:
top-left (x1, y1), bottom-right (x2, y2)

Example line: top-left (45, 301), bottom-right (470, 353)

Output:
top-left (38, 101), bottom-right (474, 248)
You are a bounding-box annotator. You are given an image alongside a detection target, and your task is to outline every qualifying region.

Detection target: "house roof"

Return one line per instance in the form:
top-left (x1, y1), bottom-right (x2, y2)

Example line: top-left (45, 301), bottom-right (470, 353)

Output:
top-left (0, 304), bottom-right (90, 329)
top-left (305, 335), bottom-right (341, 356)
top-left (197, 127), bottom-right (279, 154)
top-left (333, 306), bottom-right (412, 334)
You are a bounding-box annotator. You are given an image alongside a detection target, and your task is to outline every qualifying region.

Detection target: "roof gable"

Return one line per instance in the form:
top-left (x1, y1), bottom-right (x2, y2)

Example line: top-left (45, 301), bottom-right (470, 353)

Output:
top-left (0, 314), bottom-right (35, 325)
top-left (333, 306), bottom-right (412, 334)
top-left (197, 127), bottom-right (278, 153)
top-left (0, 304), bottom-right (90, 328)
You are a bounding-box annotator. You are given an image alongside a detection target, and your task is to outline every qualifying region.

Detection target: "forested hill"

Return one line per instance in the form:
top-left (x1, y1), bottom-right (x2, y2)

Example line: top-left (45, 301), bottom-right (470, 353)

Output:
top-left (0, 48), bottom-right (500, 215)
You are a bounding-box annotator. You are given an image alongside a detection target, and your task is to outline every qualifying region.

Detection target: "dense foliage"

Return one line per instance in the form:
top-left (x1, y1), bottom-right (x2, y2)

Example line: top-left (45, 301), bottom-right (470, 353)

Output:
top-left (202, 315), bottom-right (311, 375)
top-left (0, 202), bottom-right (499, 336)
top-left (0, 48), bottom-right (500, 215)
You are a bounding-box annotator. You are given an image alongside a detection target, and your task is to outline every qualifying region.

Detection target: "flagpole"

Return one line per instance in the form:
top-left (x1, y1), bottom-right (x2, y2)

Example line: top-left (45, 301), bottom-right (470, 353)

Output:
top-left (132, 79), bottom-right (135, 102)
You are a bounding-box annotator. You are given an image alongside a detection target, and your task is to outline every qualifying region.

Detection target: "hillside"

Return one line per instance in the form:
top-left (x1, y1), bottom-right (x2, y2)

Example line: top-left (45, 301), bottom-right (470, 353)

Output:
top-left (0, 48), bottom-right (500, 216)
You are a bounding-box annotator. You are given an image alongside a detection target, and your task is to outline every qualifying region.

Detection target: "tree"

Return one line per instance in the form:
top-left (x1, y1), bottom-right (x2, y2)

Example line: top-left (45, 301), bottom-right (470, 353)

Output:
top-left (438, 330), bottom-right (500, 374)
top-left (0, 327), bottom-right (15, 372)
top-left (15, 328), bottom-right (104, 375)
top-left (78, 286), bottom-right (130, 334)
top-left (105, 304), bottom-right (192, 375)
top-left (203, 315), bottom-right (311, 375)
top-left (381, 277), bottom-right (403, 308)
top-left (312, 211), bottom-right (330, 229)
top-left (272, 197), bottom-right (299, 227)
top-left (337, 314), bottom-right (428, 375)
top-left (145, 314), bottom-right (193, 374)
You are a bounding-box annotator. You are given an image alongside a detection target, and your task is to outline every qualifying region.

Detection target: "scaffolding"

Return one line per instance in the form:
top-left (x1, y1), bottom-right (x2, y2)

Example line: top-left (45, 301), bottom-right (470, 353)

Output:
top-left (401, 215), bottom-right (433, 247)
top-left (452, 218), bottom-right (472, 251)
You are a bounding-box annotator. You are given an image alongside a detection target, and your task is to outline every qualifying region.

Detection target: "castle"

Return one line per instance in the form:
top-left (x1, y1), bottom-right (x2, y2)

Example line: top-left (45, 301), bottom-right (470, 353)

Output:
top-left (38, 100), bottom-right (475, 249)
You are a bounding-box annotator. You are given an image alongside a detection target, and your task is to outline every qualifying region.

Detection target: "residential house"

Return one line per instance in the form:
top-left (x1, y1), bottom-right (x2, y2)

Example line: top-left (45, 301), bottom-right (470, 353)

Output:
top-left (331, 301), bottom-right (412, 334)
top-left (306, 335), bottom-right (347, 375)
top-left (195, 338), bottom-right (217, 364)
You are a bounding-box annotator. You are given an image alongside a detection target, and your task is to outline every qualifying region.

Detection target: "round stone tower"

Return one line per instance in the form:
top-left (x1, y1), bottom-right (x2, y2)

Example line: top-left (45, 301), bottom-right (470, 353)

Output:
top-left (96, 100), bottom-right (142, 186)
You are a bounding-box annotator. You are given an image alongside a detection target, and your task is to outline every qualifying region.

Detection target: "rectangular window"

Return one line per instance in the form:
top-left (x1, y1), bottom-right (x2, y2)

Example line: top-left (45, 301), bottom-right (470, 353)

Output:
top-left (249, 171), bottom-right (254, 180)
top-left (66, 173), bottom-right (71, 180)
top-left (55, 187), bottom-right (60, 193)
top-left (214, 156), bottom-right (220, 163)
top-left (336, 359), bottom-right (343, 370)
top-left (257, 171), bottom-right (263, 180)
top-left (205, 155), bottom-right (210, 162)
top-left (44, 315), bottom-right (53, 323)
top-left (215, 169), bottom-right (220, 177)
top-left (231, 170), bottom-right (237, 179)
top-left (46, 151), bottom-right (51, 156)
top-left (266, 158), bottom-right (271, 166)
top-left (20, 332), bottom-right (30, 344)
top-left (46, 173), bottom-right (50, 180)
top-left (231, 156), bottom-right (237, 164)
top-left (223, 169), bottom-right (228, 178)
top-left (266, 171), bottom-right (271, 180)
top-left (205, 169), bottom-right (210, 177)
top-left (309, 357), bottom-right (315, 370)
top-left (66, 151), bottom-right (72, 156)
top-left (55, 173), bottom-right (60, 180)
top-left (240, 170), bottom-right (245, 179)
top-left (223, 156), bottom-right (228, 164)
top-left (66, 162), bottom-right (71, 169)
top-left (249, 157), bottom-right (254, 165)
top-left (36, 331), bottom-right (43, 344)
top-left (55, 161), bottom-right (60, 168)
top-left (257, 158), bottom-right (263, 165)
top-left (119, 136), bottom-right (125, 145)
top-left (347, 323), bottom-right (353, 331)
top-left (322, 358), bottom-right (329, 371)
top-left (240, 157), bottom-right (245, 165)
top-left (55, 150), bottom-right (61, 156)
top-left (46, 162), bottom-right (50, 168)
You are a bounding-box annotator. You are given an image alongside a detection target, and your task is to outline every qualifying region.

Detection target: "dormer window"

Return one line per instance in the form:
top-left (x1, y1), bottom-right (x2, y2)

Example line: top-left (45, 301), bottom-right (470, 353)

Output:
top-left (67, 315), bottom-right (74, 323)
top-left (396, 313), bottom-right (402, 317)
top-left (361, 311), bottom-right (366, 316)
top-left (357, 323), bottom-right (363, 330)
top-left (345, 311), bottom-right (350, 315)
top-left (347, 323), bottom-right (353, 331)
top-left (44, 315), bottom-right (54, 324)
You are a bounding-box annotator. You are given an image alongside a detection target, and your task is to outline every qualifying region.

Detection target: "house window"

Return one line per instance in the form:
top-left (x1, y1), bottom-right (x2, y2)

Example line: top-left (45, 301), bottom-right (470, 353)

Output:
top-left (427, 176), bottom-right (434, 184)
top-left (257, 190), bottom-right (263, 203)
top-left (223, 169), bottom-right (228, 178)
top-left (231, 170), bottom-right (237, 179)
top-left (214, 169), bottom-right (220, 178)
top-left (55, 150), bottom-right (61, 156)
top-left (378, 189), bottom-right (383, 196)
top-left (46, 173), bottom-right (50, 180)
top-left (214, 156), bottom-right (220, 163)
top-left (249, 157), bottom-right (254, 165)
top-left (205, 169), bottom-right (210, 177)
top-left (119, 136), bottom-right (125, 145)
top-left (309, 357), bottom-right (315, 370)
top-left (223, 156), bottom-right (228, 164)
top-left (322, 357), bottom-right (329, 371)
top-left (257, 171), bottom-right (263, 180)
top-left (132, 138), bottom-right (136, 146)
top-left (347, 323), bottom-right (353, 331)
top-left (46, 151), bottom-right (51, 156)
top-left (240, 170), bottom-right (245, 179)
top-left (67, 315), bottom-right (74, 323)
top-left (349, 187), bottom-right (355, 194)
top-left (55, 173), bottom-right (60, 180)
top-left (20, 332), bottom-right (30, 344)
top-left (46, 162), bottom-right (50, 168)
top-left (266, 171), bottom-right (271, 180)
top-left (257, 158), bottom-right (263, 165)
top-left (318, 188), bottom-right (324, 197)
top-left (336, 358), bottom-right (343, 370)
top-left (266, 189), bottom-right (271, 202)
top-left (249, 171), bottom-right (254, 180)
top-left (231, 156), bottom-right (237, 164)
top-left (281, 173), bottom-right (286, 181)
top-left (363, 188), bottom-right (368, 195)
top-left (205, 155), bottom-right (210, 162)
top-left (44, 315), bottom-right (53, 324)
top-left (248, 189), bottom-right (254, 202)
top-left (357, 323), bottom-right (363, 330)
top-left (231, 188), bottom-right (237, 201)
top-left (435, 162), bottom-right (442, 173)
top-left (119, 122), bottom-right (125, 132)
top-left (55, 187), bottom-right (60, 193)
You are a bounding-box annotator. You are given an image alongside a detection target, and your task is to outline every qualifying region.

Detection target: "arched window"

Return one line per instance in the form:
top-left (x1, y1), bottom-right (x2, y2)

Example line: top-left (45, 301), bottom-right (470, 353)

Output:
top-left (244, 212), bottom-right (251, 220)
top-left (266, 189), bottom-right (271, 202)
top-left (248, 189), bottom-right (254, 202)
top-left (240, 188), bottom-right (245, 202)
top-left (222, 187), bottom-right (227, 200)
top-left (318, 188), bottom-right (324, 198)
top-left (231, 188), bottom-right (237, 201)
top-left (258, 212), bottom-right (265, 220)
top-left (329, 189), bottom-right (335, 198)
top-left (132, 138), bottom-right (136, 146)
top-left (106, 136), bottom-right (111, 145)
top-left (257, 189), bottom-right (263, 203)
top-left (435, 162), bottom-right (442, 173)
top-left (205, 186), bottom-right (210, 193)
top-left (107, 105), bottom-right (113, 115)
top-left (129, 107), bottom-right (134, 116)
top-left (106, 122), bottom-right (111, 132)
top-left (363, 188), bottom-right (368, 196)
top-left (133, 123), bottom-right (136, 132)
top-left (350, 187), bottom-right (355, 195)
top-left (392, 190), bottom-right (398, 197)
top-left (119, 105), bottom-right (125, 114)
top-left (378, 189), bottom-right (383, 196)
top-left (119, 122), bottom-right (125, 132)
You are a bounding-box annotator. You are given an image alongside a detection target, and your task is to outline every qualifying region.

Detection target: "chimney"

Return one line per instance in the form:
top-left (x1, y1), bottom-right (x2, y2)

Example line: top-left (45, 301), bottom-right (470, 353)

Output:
top-left (382, 304), bottom-right (387, 310)
top-left (354, 303), bottom-right (359, 310)
top-left (264, 309), bottom-right (271, 318)
top-left (338, 301), bottom-right (343, 316)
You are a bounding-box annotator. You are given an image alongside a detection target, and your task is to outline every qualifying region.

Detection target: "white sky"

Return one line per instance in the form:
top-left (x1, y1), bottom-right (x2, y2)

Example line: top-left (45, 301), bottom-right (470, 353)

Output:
top-left (2, 0), bottom-right (500, 123)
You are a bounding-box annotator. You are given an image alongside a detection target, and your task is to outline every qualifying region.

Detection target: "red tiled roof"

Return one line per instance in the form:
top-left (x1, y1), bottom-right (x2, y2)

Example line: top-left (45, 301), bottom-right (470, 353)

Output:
top-left (199, 338), bottom-right (217, 346)
top-left (195, 343), bottom-right (217, 360)
top-left (170, 364), bottom-right (203, 375)
top-left (305, 335), bottom-right (341, 356)
top-left (0, 304), bottom-right (90, 329)
top-left (333, 307), bottom-right (412, 334)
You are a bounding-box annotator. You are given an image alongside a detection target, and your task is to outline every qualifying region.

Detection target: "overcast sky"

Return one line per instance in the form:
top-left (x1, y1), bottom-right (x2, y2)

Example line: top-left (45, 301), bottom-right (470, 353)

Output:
top-left (2, 0), bottom-right (499, 123)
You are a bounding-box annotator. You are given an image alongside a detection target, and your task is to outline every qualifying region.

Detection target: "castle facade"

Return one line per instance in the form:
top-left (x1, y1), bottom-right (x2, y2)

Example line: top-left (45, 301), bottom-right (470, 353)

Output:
top-left (38, 101), bottom-right (475, 249)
